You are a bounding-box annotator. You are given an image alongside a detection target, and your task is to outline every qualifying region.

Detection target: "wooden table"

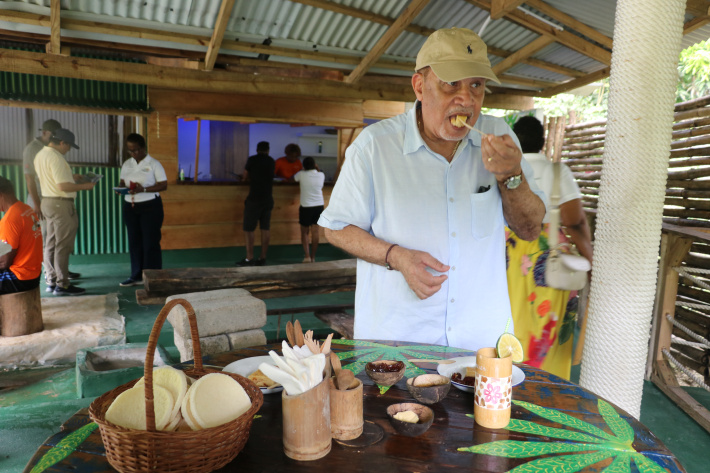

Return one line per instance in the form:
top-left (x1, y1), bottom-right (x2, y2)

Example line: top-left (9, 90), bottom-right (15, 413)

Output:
top-left (25, 340), bottom-right (686, 473)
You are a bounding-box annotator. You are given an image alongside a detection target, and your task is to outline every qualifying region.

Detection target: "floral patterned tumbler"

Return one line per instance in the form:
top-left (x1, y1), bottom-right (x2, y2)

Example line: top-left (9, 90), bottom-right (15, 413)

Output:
top-left (474, 347), bottom-right (513, 429)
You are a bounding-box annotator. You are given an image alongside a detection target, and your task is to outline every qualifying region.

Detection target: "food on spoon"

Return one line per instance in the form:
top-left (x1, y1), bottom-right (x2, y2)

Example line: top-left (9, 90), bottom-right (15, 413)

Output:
top-left (248, 368), bottom-right (280, 389)
top-left (450, 114), bottom-right (468, 127)
top-left (393, 410), bottom-right (420, 423)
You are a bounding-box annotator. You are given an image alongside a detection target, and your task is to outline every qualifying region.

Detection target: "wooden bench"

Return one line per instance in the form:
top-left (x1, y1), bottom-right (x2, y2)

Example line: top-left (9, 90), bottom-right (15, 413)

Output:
top-left (0, 286), bottom-right (43, 337)
top-left (136, 259), bottom-right (357, 306)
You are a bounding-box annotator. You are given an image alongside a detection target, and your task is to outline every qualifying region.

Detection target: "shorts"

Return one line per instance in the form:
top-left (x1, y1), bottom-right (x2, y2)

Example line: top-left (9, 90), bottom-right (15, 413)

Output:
top-left (243, 199), bottom-right (274, 231)
top-left (299, 205), bottom-right (324, 227)
top-left (0, 272), bottom-right (40, 295)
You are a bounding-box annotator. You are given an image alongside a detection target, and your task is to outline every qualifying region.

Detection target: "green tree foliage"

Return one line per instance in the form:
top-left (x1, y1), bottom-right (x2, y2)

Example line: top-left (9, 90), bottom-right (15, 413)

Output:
top-left (676, 38), bottom-right (710, 102)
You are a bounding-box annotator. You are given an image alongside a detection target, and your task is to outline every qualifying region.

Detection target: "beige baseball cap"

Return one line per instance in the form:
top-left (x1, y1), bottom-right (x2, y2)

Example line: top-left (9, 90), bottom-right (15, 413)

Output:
top-left (415, 27), bottom-right (500, 85)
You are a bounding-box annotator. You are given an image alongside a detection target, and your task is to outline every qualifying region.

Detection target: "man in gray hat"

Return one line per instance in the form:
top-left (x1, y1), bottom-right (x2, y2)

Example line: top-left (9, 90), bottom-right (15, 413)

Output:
top-left (23, 118), bottom-right (61, 219)
top-left (319, 27), bottom-right (545, 352)
top-left (34, 128), bottom-right (96, 295)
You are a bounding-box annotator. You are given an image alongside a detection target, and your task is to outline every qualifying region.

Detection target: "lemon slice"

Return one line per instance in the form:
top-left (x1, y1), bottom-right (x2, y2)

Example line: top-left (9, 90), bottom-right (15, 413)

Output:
top-left (496, 333), bottom-right (524, 363)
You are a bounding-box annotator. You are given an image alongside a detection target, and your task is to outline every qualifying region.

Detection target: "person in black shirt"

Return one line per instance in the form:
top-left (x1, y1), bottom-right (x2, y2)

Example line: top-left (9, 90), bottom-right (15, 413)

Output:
top-left (236, 141), bottom-right (275, 266)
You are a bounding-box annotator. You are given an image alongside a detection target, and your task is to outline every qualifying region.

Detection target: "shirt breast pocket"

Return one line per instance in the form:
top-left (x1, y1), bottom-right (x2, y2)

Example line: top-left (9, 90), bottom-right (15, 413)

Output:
top-left (470, 189), bottom-right (503, 240)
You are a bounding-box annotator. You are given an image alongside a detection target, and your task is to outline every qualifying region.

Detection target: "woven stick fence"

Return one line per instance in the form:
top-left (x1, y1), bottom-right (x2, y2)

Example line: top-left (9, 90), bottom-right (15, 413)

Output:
top-left (559, 96), bottom-right (710, 390)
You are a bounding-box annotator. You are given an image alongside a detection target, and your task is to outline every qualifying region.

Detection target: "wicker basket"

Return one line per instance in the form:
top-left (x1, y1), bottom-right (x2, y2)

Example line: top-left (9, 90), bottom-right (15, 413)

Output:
top-left (89, 298), bottom-right (264, 473)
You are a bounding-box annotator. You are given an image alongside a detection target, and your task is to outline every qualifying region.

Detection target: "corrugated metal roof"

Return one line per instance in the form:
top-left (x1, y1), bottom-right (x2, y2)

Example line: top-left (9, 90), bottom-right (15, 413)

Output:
top-left (0, 0), bottom-right (707, 100)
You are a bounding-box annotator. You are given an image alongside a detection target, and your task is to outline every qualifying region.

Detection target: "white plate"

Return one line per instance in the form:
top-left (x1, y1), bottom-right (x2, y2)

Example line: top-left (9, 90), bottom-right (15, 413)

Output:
top-left (222, 356), bottom-right (284, 394)
top-left (437, 356), bottom-right (525, 393)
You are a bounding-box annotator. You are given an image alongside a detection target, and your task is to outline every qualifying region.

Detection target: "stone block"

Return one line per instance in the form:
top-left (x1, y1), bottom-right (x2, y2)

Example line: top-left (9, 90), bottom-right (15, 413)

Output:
top-left (174, 332), bottom-right (230, 363)
top-left (166, 289), bottom-right (266, 339)
top-left (227, 329), bottom-right (267, 350)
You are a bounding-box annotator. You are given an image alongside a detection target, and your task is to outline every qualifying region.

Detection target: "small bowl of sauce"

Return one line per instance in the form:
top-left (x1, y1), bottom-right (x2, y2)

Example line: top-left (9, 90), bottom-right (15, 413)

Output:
top-left (365, 360), bottom-right (405, 386)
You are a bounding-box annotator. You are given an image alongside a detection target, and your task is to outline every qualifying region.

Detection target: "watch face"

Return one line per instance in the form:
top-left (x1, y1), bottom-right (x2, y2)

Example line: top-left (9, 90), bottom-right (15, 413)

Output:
top-left (505, 174), bottom-right (523, 189)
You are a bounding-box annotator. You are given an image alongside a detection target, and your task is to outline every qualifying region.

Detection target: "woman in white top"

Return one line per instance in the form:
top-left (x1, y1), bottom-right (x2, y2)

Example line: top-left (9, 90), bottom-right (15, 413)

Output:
top-left (293, 157), bottom-right (325, 262)
top-left (117, 133), bottom-right (167, 286)
top-left (507, 116), bottom-right (593, 380)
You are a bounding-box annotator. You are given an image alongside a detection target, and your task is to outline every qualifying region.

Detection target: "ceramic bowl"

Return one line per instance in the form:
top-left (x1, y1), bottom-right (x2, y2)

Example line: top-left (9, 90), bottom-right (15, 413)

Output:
top-left (386, 402), bottom-right (434, 437)
top-left (365, 360), bottom-right (405, 386)
top-left (406, 374), bottom-right (451, 405)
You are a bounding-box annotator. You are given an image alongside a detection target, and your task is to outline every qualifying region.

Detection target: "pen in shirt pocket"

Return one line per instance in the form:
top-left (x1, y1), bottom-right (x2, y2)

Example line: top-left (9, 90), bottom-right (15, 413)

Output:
top-left (477, 185), bottom-right (491, 193)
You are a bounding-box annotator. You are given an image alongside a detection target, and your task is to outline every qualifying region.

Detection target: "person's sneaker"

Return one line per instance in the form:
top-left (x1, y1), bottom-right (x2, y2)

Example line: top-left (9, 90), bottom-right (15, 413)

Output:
top-left (235, 258), bottom-right (256, 267)
top-left (45, 285), bottom-right (56, 293)
top-left (255, 258), bottom-right (266, 266)
top-left (68, 271), bottom-right (81, 280)
top-left (120, 278), bottom-right (143, 287)
top-left (53, 284), bottom-right (86, 296)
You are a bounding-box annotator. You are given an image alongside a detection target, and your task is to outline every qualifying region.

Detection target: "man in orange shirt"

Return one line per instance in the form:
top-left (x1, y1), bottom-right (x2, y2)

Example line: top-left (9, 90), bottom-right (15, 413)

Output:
top-left (274, 143), bottom-right (303, 181)
top-left (0, 176), bottom-right (43, 295)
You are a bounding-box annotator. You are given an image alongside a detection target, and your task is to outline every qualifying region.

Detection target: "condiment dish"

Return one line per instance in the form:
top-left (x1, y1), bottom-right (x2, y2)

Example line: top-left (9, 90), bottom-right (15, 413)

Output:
top-left (386, 402), bottom-right (434, 437)
top-left (406, 374), bottom-right (450, 404)
top-left (365, 360), bottom-right (405, 386)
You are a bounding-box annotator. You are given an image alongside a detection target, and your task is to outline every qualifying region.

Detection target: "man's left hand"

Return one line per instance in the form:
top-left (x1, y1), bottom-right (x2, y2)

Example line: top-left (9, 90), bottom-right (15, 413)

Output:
top-left (481, 134), bottom-right (522, 181)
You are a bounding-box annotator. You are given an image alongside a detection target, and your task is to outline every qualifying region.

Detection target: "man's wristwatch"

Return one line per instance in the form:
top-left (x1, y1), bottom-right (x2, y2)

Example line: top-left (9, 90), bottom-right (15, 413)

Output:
top-left (502, 173), bottom-right (523, 190)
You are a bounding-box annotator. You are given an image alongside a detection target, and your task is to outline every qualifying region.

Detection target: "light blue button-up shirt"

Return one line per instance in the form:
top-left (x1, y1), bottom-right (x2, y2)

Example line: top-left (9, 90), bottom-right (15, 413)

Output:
top-left (319, 105), bottom-right (543, 351)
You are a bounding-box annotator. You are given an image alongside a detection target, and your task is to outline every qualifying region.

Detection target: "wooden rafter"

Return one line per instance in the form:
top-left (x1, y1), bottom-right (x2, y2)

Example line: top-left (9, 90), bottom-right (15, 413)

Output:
top-left (492, 36), bottom-right (554, 76)
top-left (498, 75), bottom-right (557, 89)
top-left (345, 0), bottom-right (430, 84)
top-left (288, 0), bottom-right (434, 36)
top-left (490, 0), bottom-right (525, 20)
top-left (686, 0), bottom-right (710, 17)
top-left (466, 0), bottom-right (612, 65)
top-left (204, 0), bottom-right (235, 71)
top-left (525, 0), bottom-right (613, 49)
top-left (46, 0), bottom-right (60, 55)
top-left (684, 15), bottom-right (710, 35)
top-left (539, 67), bottom-right (610, 97)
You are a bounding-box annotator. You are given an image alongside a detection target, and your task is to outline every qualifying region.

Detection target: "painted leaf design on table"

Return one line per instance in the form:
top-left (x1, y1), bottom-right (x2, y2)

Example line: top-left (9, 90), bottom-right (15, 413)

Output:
top-left (598, 399), bottom-right (634, 445)
top-left (330, 339), bottom-right (470, 392)
top-left (515, 400), bottom-right (617, 441)
top-left (460, 399), bottom-right (668, 472)
top-left (30, 422), bottom-right (98, 473)
top-left (511, 450), bottom-right (616, 472)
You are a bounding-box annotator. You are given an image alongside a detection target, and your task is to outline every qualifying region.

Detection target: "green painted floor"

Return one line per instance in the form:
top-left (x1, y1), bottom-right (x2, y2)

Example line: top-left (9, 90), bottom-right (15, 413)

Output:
top-left (1, 245), bottom-right (709, 472)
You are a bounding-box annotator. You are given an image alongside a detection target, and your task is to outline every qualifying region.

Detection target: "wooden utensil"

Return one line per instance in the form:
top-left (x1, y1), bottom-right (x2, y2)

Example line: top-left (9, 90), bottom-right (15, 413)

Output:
top-left (286, 321), bottom-right (296, 346)
top-left (330, 351), bottom-right (342, 374)
top-left (406, 358), bottom-right (455, 364)
top-left (321, 333), bottom-right (333, 354)
top-left (337, 369), bottom-right (355, 391)
top-left (294, 320), bottom-right (305, 347)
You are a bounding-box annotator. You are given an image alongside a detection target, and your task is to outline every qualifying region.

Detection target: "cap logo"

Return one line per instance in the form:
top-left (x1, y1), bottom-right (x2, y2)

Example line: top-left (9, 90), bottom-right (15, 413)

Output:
top-left (467, 45), bottom-right (472, 54)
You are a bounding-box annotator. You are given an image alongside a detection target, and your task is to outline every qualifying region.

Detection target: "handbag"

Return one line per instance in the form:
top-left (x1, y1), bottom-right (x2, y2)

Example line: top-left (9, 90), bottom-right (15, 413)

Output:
top-left (544, 161), bottom-right (591, 291)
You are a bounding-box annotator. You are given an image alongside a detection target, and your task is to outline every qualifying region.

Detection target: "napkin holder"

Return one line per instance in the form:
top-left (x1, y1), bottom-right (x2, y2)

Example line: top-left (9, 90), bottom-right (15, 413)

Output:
top-left (282, 377), bottom-right (331, 460)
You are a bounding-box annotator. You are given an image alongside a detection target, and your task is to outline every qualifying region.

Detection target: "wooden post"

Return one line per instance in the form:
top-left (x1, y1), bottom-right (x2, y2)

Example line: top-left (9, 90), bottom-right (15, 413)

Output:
top-left (0, 287), bottom-right (43, 337)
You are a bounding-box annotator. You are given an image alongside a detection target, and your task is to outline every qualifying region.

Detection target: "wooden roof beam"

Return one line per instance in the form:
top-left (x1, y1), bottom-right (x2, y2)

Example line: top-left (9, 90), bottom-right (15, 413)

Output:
top-left (686, 0), bottom-right (710, 17)
top-left (289, 0), bottom-right (434, 37)
top-left (203, 0), bottom-right (235, 71)
top-left (491, 0), bottom-right (526, 20)
top-left (345, 0), bottom-right (430, 84)
top-left (684, 15), bottom-right (710, 35)
top-left (466, 0), bottom-right (612, 65)
top-left (524, 0), bottom-right (613, 49)
top-left (46, 0), bottom-right (60, 55)
top-left (492, 35), bottom-right (554, 76)
top-left (539, 67), bottom-right (610, 97)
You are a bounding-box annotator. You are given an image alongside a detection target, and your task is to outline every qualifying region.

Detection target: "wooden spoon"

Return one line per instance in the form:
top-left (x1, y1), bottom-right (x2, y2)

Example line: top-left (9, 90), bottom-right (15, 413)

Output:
top-left (336, 368), bottom-right (355, 391)
top-left (330, 350), bottom-right (342, 374)
top-left (294, 320), bottom-right (305, 347)
top-left (285, 321), bottom-right (296, 346)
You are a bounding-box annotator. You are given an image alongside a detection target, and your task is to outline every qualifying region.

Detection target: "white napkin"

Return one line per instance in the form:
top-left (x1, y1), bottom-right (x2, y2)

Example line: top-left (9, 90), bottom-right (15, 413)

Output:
top-left (258, 343), bottom-right (326, 395)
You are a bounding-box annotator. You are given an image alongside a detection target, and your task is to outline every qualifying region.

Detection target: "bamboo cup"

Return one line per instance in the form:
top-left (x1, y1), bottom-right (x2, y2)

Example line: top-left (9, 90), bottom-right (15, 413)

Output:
top-left (282, 378), bottom-right (332, 461)
top-left (473, 347), bottom-right (513, 429)
top-left (328, 377), bottom-right (363, 440)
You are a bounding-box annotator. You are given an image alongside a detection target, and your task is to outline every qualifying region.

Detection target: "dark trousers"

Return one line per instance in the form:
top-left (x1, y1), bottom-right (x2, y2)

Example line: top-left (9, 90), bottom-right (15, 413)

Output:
top-left (123, 197), bottom-right (163, 281)
top-left (0, 271), bottom-right (40, 295)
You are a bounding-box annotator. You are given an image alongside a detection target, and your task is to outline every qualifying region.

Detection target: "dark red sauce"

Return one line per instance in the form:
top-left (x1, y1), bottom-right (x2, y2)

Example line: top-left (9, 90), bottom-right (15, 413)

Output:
top-left (367, 361), bottom-right (405, 373)
top-left (451, 372), bottom-right (476, 386)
